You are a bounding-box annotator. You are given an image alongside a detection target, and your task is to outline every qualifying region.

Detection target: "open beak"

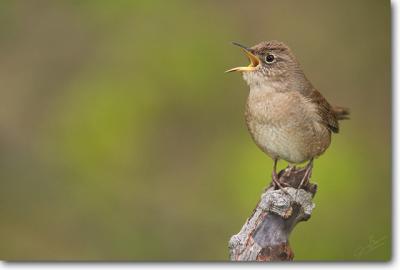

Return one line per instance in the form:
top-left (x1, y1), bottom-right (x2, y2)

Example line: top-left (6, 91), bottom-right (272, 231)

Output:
top-left (226, 42), bottom-right (260, 73)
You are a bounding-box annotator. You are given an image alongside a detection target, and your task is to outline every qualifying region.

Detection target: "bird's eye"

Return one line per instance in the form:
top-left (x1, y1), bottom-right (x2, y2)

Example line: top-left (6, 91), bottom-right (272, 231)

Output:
top-left (265, 54), bottom-right (275, 63)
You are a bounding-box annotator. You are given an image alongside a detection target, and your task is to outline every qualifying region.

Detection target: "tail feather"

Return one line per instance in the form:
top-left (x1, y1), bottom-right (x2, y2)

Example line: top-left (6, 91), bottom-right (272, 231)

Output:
top-left (332, 106), bottom-right (350, 120)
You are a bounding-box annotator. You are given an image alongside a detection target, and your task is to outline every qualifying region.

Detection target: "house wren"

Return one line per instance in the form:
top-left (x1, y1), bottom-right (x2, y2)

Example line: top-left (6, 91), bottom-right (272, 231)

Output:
top-left (226, 40), bottom-right (349, 188)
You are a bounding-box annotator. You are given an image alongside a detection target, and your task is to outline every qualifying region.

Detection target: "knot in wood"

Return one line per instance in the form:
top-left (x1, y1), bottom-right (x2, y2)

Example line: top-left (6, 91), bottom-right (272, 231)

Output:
top-left (259, 187), bottom-right (315, 219)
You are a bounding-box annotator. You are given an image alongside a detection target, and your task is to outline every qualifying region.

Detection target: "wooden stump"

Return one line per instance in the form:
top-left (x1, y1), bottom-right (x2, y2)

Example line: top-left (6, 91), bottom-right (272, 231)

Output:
top-left (228, 167), bottom-right (317, 261)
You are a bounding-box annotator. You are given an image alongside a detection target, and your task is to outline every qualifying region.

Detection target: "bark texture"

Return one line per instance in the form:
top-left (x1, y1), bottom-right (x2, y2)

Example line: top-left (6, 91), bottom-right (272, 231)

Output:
top-left (228, 167), bottom-right (317, 261)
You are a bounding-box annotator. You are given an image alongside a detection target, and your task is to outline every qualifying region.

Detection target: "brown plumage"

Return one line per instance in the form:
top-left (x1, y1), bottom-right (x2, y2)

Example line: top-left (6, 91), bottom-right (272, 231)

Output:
top-left (307, 88), bottom-right (349, 133)
top-left (227, 40), bottom-right (349, 187)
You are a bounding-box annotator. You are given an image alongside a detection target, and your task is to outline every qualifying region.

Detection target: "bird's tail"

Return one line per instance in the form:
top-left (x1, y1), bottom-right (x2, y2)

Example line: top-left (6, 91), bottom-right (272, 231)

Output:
top-left (333, 106), bottom-right (350, 120)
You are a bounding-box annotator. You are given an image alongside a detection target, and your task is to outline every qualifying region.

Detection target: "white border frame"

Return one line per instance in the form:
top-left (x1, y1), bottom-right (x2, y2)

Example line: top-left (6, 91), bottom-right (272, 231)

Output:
top-left (0, 0), bottom-right (397, 269)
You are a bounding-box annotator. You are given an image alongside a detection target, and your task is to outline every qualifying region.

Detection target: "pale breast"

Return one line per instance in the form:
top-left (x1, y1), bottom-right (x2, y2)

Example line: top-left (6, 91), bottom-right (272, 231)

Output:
top-left (245, 89), bottom-right (331, 163)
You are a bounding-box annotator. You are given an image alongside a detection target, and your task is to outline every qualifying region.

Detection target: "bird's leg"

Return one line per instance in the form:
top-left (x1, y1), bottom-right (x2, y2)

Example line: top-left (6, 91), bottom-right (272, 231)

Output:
top-left (297, 159), bottom-right (314, 190)
top-left (271, 159), bottom-right (289, 192)
top-left (271, 158), bottom-right (279, 186)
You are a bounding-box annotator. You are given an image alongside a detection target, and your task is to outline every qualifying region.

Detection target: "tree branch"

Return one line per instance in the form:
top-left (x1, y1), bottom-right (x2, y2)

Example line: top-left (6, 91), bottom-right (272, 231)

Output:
top-left (228, 167), bottom-right (317, 261)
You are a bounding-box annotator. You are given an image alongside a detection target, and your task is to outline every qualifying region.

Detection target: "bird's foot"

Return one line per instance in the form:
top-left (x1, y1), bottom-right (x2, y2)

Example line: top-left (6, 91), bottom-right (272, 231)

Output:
top-left (296, 160), bottom-right (313, 191)
top-left (271, 171), bottom-right (290, 194)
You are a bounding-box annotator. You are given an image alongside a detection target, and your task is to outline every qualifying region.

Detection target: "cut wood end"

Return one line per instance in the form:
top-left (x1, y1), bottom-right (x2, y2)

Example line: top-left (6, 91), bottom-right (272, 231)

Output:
top-left (261, 187), bottom-right (315, 219)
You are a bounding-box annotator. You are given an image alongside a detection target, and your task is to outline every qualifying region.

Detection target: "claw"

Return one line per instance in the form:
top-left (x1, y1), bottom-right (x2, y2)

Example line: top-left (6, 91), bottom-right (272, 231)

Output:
top-left (271, 160), bottom-right (289, 194)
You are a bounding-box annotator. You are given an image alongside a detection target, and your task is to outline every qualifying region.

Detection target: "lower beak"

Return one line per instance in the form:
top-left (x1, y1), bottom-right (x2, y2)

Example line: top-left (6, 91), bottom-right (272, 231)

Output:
top-left (226, 42), bottom-right (260, 73)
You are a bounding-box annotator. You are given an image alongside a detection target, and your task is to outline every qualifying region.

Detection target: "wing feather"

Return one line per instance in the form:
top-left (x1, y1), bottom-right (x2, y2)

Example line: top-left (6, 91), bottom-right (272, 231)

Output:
top-left (307, 89), bottom-right (339, 133)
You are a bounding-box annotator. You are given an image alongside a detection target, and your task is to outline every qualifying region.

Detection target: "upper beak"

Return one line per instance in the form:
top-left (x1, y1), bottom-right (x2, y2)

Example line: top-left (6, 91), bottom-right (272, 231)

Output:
top-left (226, 42), bottom-right (260, 73)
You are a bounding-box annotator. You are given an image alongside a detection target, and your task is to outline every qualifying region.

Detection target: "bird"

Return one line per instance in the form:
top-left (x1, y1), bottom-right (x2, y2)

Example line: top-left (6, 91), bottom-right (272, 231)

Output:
top-left (226, 40), bottom-right (349, 189)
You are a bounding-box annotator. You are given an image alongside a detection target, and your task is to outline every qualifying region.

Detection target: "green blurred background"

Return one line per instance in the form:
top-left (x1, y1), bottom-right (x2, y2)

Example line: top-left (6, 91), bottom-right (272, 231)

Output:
top-left (0, 0), bottom-right (391, 261)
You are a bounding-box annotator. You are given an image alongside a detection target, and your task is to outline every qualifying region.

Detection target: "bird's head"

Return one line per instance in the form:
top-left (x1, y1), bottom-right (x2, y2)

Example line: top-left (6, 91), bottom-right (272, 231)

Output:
top-left (226, 40), bottom-right (305, 89)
